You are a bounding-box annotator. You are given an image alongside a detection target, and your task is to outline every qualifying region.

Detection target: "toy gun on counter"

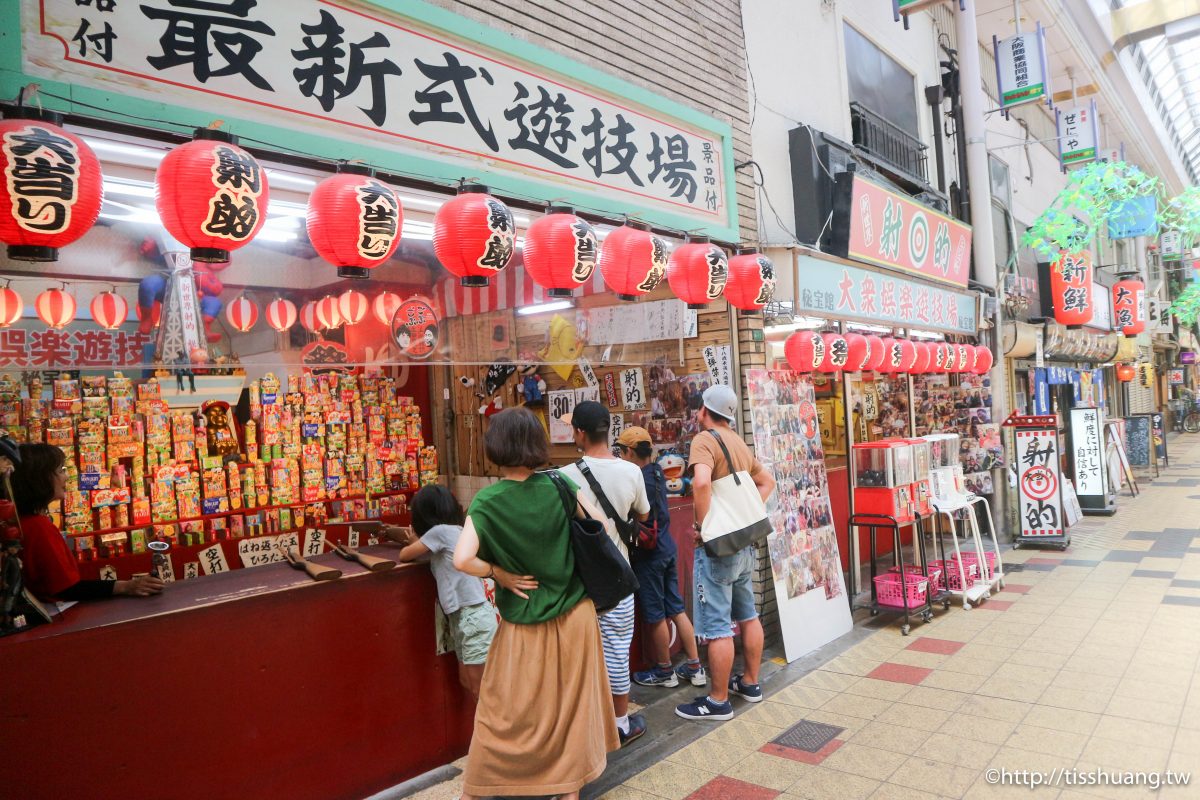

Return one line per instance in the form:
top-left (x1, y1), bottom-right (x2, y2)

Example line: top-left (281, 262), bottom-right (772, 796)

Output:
top-left (279, 545), bottom-right (341, 582)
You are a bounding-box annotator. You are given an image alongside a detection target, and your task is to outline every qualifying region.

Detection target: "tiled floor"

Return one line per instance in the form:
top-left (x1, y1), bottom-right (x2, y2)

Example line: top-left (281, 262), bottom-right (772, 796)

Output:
top-left (599, 436), bottom-right (1200, 800)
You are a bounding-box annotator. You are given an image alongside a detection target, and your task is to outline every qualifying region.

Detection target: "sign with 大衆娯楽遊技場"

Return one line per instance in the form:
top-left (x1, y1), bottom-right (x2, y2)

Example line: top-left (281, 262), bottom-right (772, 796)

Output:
top-left (831, 174), bottom-right (973, 288)
top-left (13, 0), bottom-right (737, 239)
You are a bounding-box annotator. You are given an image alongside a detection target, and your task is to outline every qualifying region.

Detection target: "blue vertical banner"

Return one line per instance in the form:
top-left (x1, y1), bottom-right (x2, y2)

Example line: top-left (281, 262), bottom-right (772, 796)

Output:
top-left (1034, 368), bottom-right (1050, 415)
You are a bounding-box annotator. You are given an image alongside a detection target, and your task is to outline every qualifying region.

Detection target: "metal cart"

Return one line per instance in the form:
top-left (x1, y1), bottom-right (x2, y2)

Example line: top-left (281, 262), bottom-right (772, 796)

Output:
top-left (929, 494), bottom-right (1005, 609)
top-left (851, 512), bottom-right (950, 635)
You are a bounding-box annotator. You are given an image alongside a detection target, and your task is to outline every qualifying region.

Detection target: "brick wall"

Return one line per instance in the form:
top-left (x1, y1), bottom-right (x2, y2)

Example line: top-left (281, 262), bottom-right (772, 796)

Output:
top-left (422, 0), bottom-right (758, 241)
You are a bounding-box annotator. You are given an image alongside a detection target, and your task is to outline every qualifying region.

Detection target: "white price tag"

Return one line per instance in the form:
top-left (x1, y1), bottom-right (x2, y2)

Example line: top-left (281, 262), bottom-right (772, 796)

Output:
top-left (548, 390), bottom-right (577, 443)
top-left (303, 529), bottom-right (324, 557)
top-left (198, 544), bottom-right (229, 575)
top-left (183, 562), bottom-right (200, 580)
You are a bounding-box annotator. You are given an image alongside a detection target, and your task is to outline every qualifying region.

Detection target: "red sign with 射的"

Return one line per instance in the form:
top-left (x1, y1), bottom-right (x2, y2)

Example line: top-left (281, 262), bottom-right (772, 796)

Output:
top-left (842, 175), bottom-right (972, 288)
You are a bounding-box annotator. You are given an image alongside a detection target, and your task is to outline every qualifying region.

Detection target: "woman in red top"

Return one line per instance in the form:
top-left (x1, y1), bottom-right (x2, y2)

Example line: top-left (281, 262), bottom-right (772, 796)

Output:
top-left (5, 443), bottom-right (162, 601)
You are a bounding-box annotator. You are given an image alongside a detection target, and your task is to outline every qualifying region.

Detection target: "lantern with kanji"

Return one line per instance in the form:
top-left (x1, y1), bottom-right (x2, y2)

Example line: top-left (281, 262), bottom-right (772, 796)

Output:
top-left (972, 345), bottom-right (994, 375)
top-left (35, 288), bottom-right (75, 329)
top-left (1050, 251), bottom-right (1094, 328)
top-left (306, 165), bottom-right (403, 279)
top-left (433, 185), bottom-right (515, 287)
top-left (785, 331), bottom-right (825, 372)
top-left (819, 332), bottom-right (849, 372)
top-left (337, 289), bottom-right (368, 325)
top-left (844, 332), bottom-right (870, 371)
top-left (155, 129), bottom-right (270, 263)
top-left (90, 291), bottom-right (128, 330)
top-left (937, 343), bottom-right (956, 373)
top-left (299, 301), bottom-right (324, 333)
top-left (864, 335), bottom-right (886, 371)
top-left (1112, 277), bottom-right (1145, 337)
top-left (522, 205), bottom-right (597, 297)
top-left (373, 291), bottom-right (402, 325)
top-left (0, 287), bottom-right (23, 327)
top-left (875, 338), bottom-right (900, 374)
top-left (597, 221), bottom-right (668, 301)
top-left (225, 295), bottom-right (258, 333)
top-left (1115, 363), bottom-right (1136, 382)
top-left (316, 295), bottom-right (343, 329)
top-left (0, 109), bottom-right (104, 262)
top-left (266, 298), bottom-right (297, 332)
top-left (955, 344), bottom-right (972, 373)
top-left (667, 237), bottom-right (728, 309)
top-left (724, 250), bottom-right (775, 312)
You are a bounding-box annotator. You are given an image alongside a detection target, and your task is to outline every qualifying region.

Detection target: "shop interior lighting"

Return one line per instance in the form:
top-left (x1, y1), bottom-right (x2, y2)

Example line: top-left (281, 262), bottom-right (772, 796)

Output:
top-left (763, 316), bottom-right (826, 333)
top-left (906, 329), bottom-right (947, 340)
top-left (83, 137), bottom-right (167, 161)
top-left (517, 299), bottom-right (574, 316)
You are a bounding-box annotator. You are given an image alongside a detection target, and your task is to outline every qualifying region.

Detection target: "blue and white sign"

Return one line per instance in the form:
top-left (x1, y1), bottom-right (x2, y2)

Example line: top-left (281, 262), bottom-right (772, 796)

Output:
top-left (793, 255), bottom-right (977, 334)
top-left (1107, 196), bottom-right (1158, 240)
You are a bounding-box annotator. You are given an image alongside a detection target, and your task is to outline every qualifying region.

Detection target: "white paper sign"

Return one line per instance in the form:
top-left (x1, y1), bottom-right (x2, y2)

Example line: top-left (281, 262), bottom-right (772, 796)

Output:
top-left (581, 300), bottom-right (693, 345)
top-left (98, 565), bottom-right (117, 581)
top-left (578, 356), bottom-right (599, 389)
top-left (199, 544), bottom-right (230, 575)
top-left (574, 386), bottom-right (600, 404)
top-left (621, 368), bottom-right (646, 410)
top-left (183, 562), bottom-right (200, 580)
top-left (238, 536), bottom-right (280, 568)
top-left (155, 555), bottom-right (176, 584)
top-left (703, 344), bottom-right (733, 386)
top-left (347, 529), bottom-right (360, 549)
top-left (608, 413), bottom-right (626, 447)
top-left (303, 529), bottom-right (324, 557)
top-left (1070, 407), bottom-right (1107, 500)
top-left (547, 390), bottom-right (576, 444)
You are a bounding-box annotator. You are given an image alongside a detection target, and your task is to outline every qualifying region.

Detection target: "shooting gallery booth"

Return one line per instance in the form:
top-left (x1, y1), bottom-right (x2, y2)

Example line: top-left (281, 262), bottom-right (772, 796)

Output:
top-left (0, 2), bottom-right (763, 798)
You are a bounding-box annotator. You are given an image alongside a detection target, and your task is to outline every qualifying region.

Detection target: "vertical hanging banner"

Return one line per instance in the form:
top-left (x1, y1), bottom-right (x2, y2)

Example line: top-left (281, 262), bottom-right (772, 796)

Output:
top-left (994, 27), bottom-right (1049, 110)
top-left (1015, 427), bottom-right (1064, 537)
top-left (1161, 230), bottom-right (1184, 262)
top-left (703, 344), bottom-right (732, 386)
top-left (1058, 101), bottom-right (1099, 167)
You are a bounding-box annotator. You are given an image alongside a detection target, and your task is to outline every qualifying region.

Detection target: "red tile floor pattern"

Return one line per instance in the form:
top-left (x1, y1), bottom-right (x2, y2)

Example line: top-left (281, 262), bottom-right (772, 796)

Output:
top-left (905, 636), bottom-right (966, 655)
top-left (866, 661), bottom-right (933, 685)
top-left (684, 775), bottom-right (781, 800)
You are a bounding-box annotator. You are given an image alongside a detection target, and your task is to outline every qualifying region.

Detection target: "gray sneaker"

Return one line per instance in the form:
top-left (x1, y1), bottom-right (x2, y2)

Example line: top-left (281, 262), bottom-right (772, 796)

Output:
top-left (676, 662), bottom-right (708, 686)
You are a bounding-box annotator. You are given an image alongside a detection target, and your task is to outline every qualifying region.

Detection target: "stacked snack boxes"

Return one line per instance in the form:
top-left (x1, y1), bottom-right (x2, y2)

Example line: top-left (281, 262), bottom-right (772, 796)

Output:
top-left (1, 370), bottom-right (432, 565)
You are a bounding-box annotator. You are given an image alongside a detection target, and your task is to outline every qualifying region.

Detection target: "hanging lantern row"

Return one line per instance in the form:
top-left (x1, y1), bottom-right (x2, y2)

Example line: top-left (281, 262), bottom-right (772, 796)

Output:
top-left (1112, 276), bottom-right (1146, 337)
top-left (266, 298), bottom-right (297, 333)
top-left (36, 288), bottom-right (76, 329)
top-left (90, 290), bottom-right (128, 330)
top-left (225, 295), bottom-right (259, 333)
top-left (0, 287), bottom-right (22, 328)
top-left (784, 332), bottom-right (993, 376)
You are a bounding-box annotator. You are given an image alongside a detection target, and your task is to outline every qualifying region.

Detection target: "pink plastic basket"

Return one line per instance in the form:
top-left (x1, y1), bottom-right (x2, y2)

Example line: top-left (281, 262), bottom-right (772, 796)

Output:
top-left (932, 559), bottom-right (978, 591)
top-left (888, 564), bottom-right (944, 592)
top-left (874, 572), bottom-right (930, 609)
top-left (956, 551), bottom-right (997, 577)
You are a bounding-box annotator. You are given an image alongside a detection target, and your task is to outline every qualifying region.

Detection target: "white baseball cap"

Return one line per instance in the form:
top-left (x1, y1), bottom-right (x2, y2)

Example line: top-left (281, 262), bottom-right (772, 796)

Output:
top-left (702, 384), bottom-right (738, 421)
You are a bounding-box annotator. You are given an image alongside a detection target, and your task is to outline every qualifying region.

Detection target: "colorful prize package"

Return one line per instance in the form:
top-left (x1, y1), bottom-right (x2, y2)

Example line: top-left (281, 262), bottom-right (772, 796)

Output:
top-left (243, 420), bottom-right (258, 461)
top-left (419, 445), bottom-right (439, 486)
top-left (132, 496), bottom-right (151, 525)
top-left (194, 416), bottom-right (209, 460)
top-left (229, 514), bottom-right (245, 537)
top-left (325, 457), bottom-right (346, 497)
top-left (226, 462), bottom-right (243, 511)
top-left (129, 528), bottom-right (146, 554)
top-left (135, 378), bottom-right (165, 416)
top-left (176, 469), bottom-right (202, 520)
top-left (172, 412), bottom-right (196, 463)
top-left (248, 379), bottom-right (261, 421)
top-left (259, 373), bottom-right (281, 409)
top-left (150, 465), bottom-right (177, 523)
top-left (52, 378), bottom-right (81, 414)
top-left (81, 396), bottom-right (108, 420)
top-left (108, 372), bottom-right (132, 398)
top-left (279, 507), bottom-right (293, 531)
top-left (81, 375), bottom-right (107, 398)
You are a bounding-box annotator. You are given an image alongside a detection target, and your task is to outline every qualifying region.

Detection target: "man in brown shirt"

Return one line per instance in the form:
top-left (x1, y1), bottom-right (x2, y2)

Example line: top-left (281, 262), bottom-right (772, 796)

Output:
top-left (676, 385), bottom-right (776, 722)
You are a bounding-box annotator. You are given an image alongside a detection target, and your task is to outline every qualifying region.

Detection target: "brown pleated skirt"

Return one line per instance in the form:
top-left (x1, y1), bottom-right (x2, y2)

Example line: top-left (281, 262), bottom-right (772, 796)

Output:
top-left (463, 598), bottom-right (620, 797)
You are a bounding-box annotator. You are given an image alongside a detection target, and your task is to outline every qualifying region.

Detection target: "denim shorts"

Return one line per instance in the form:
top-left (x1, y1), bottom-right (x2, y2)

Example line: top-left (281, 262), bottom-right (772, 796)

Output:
top-left (693, 546), bottom-right (758, 640)
top-left (632, 554), bottom-right (686, 624)
top-left (448, 602), bottom-right (498, 665)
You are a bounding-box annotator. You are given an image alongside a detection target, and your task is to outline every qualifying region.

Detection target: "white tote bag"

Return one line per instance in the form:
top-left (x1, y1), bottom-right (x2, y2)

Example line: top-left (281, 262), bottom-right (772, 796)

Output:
top-left (698, 430), bottom-right (773, 557)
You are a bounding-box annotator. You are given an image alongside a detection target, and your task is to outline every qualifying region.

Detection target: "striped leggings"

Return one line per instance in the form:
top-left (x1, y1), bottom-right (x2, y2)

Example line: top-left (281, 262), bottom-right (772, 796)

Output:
top-left (597, 594), bottom-right (635, 696)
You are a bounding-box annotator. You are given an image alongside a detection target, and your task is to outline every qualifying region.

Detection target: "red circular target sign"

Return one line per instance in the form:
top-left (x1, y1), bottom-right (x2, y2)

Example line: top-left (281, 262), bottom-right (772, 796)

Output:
top-left (1021, 465), bottom-right (1058, 501)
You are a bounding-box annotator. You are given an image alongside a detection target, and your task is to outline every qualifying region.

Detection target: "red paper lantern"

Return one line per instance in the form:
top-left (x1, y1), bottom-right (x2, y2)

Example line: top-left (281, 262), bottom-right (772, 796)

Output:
top-left (955, 344), bottom-right (972, 373)
top-left (912, 342), bottom-right (933, 374)
top-left (844, 332), bottom-right (870, 371)
top-left (784, 331), bottom-right (825, 372)
top-left (1115, 363), bottom-right (1136, 382)
top-left (0, 287), bottom-right (23, 327)
top-left (725, 251), bottom-right (776, 312)
top-left (307, 165), bottom-right (403, 279)
top-left (864, 335), bottom-right (886, 371)
top-left (819, 333), bottom-right (849, 372)
top-left (522, 205), bottom-right (597, 297)
top-left (155, 129), bottom-right (270, 263)
top-left (35, 288), bottom-right (76, 329)
top-left (337, 289), bottom-right (368, 325)
top-left (265, 298), bottom-right (297, 332)
top-left (89, 291), bottom-right (128, 330)
top-left (937, 343), bottom-right (955, 373)
top-left (316, 295), bottom-right (343, 329)
top-left (225, 295), bottom-right (259, 332)
top-left (597, 221), bottom-right (668, 301)
top-left (372, 291), bottom-right (402, 325)
top-left (298, 301), bottom-right (323, 333)
top-left (972, 346), bottom-right (994, 375)
top-left (1050, 251), bottom-right (1094, 327)
top-left (432, 185), bottom-right (515, 287)
top-left (0, 110), bottom-right (103, 262)
top-left (875, 338), bottom-right (899, 374)
top-left (1112, 277), bottom-right (1145, 337)
top-left (667, 237), bottom-right (728, 309)
top-left (897, 339), bottom-right (919, 373)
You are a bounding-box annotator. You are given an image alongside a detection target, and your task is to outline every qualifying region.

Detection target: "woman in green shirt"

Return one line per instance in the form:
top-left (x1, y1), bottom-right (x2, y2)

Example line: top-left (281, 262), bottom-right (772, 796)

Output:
top-left (453, 407), bottom-right (619, 799)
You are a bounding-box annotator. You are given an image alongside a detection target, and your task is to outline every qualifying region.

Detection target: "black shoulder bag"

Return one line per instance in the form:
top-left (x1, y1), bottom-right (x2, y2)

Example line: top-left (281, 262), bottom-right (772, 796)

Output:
top-left (544, 470), bottom-right (638, 614)
top-left (575, 459), bottom-right (640, 551)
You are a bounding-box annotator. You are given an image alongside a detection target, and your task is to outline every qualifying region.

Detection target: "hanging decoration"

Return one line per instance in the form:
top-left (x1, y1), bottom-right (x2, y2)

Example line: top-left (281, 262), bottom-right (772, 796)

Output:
top-left (432, 185), bottom-right (515, 287)
top-left (0, 109), bottom-right (104, 262)
top-left (155, 129), bottom-right (270, 263)
top-left (724, 250), bottom-right (775, 312)
top-left (819, 332), bottom-right (849, 372)
top-left (136, 273), bottom-right (166, 334)
top-left (1113, 277), bottom-right (1145, 337)
top-left (306, 165), bottom-right (403, 279)
top-left (597, 221), bottom-right (668, 301)
top-left (1115, 363), bottom-right (1136, 382)
top-left (315, 295), bottom-right (344, 329)
top-left (1049, 251), bottom-right (1093, 327)
top-left (0, 286), bottom-right (23, 327)
top-left (372, 291), bottom-right (403, 326)
top-left (265, 298), bottom-right (297, 332)
top-left (199, 294), bottom-right (223, 343)
top-left (35, 287), bottom-right (76, 329)
top-left (873, 338), bottom-right (898, 374)
top-left (299, 301), bottom-right (323, 333)
top-left (844, 332), bottom-right (870, 371)
top-left (953, 344), bottom-right (970, 373)
top-left (522, 205), bottom-right (597, 297)
top-left (784, 331), bottom-right (825, 372)
top-left (89, 290), bottom-right (128, 330)
top-left (337, 289), bottom-right (369, 325)
top-left (912, 341), bottom-right (933, 374)
top-left (225, 295), bottom-right (259, 333)
top-left (972, 346), bottom-right (994, 375)
top-left (897, 339), bottom-right (919, 373)
top-left (666, 237), bottom-right (728, 309)
top-left (864, 335), bottom-right (886, 372)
